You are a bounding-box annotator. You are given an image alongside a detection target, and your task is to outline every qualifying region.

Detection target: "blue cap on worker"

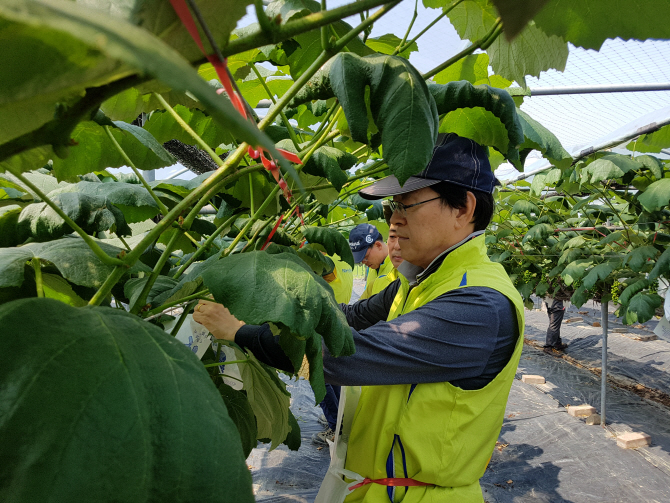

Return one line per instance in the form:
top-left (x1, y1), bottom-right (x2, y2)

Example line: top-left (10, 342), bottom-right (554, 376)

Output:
top-left (358, 133), bottom-right (500, 199)
top-left (349, 223), bottom-right (383, 263)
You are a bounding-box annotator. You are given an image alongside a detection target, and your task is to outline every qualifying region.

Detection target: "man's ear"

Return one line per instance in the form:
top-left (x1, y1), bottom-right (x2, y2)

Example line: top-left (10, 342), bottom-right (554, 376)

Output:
top-left (455, 192), bottom-right (477, 229)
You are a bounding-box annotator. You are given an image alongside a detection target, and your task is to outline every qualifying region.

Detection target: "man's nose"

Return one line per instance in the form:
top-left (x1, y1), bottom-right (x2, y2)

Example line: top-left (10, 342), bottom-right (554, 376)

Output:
top-left (389, 207), bottom-right (405, 225)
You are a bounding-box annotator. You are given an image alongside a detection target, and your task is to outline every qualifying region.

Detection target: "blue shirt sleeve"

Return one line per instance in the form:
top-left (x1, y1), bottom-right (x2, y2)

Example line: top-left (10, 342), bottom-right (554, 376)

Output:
top-left (323, 287), bottom-right (519, 389)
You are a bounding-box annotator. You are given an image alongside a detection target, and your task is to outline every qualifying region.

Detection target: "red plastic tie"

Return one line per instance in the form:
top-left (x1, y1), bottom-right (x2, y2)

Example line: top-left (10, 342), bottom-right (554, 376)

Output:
top-left (261, 215), bottom-right (284, 250)
top-left (349, 477), bottom-right (435, 492)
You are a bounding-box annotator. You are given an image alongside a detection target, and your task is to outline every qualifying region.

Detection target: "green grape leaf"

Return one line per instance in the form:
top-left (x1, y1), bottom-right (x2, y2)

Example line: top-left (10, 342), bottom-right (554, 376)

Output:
top-left (619, 278), bottom-right (650, 306)
top-left (289, 53), bottom-right (438, 185)
top-left (638, 179), bottom-right (670, 212)
top-left (561, 258), bottom-right (593, 286)
top-left (124, 276), bottom-right (180, 311)
top-left (623, 293), bottom-right (663, 324)
top-left (649, 247), bottom-right (670, 282)
top-left (144, 106), bottom-right (234, 151)
top-left (428, 81), bottom-right (524, 165)
top-left (533, 0), bottom-right (670, 51)
top-left (284, 409), bottom-right (302, 451)
top-left (511, 199), bottom-right (539, 218)
top-left (522, 223), bottom-right (552, 242)
top-left (627, 124), bottom-right (670, 154)
top-left (0, 298), bottom-right (253, 502)
top-left (580, 154), bottom-right (642, 184)
top-left (517, 110), bottom-right (572, 169)
top-left (41, 272), bottom-right (88, 307)
top-left (236, 349), bottom-right (291, 450)
top-left (0, 238), bottom-right (149, 289)
top-left (276, 141), bottom-right (353, 191)
top-left (301, 226), bottom-right (355, 268)
top-left (0, 205), bottom-right (23, 248)
top-left (624, 245), bottom-right (659, 272)
top-left (296, 244), bottom-right (336, 275)
top-left (218, 382), bottom-right (258, 458)
top-left (433, 54), bottom-right (490, 85)
top-left (488, 0), bottom-right (551, 40)
top-left (582, 260), bottom-right (621, 290)
top-left (366, 33), bottom-right (418, 59)
top-left (0, 0), bottom-right (283, 174)
top-left (17, 193), bottom-right (131, 242)
top-left (111, 119), bottom-right (174, 164)
top-left (47, 180), bottom-right (159, 223)
top-left (636, 155), bottom-right (664, 180)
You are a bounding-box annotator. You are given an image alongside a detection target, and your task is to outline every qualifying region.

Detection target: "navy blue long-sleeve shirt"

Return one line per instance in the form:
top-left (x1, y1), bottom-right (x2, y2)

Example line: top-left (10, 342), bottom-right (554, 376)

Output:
top-left (234, 271), bottom-right (518, 391)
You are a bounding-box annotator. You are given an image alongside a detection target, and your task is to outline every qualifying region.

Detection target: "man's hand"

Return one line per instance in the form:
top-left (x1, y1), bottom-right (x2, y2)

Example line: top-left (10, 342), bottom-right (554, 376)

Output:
top-left (192, 300), bottom-right (245, 341)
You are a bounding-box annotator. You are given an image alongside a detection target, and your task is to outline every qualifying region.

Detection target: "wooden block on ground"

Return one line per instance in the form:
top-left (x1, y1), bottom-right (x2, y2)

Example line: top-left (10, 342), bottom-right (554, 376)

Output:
top-left (592, 322), bottom-right (601, 327)
top-left (617, 432), bottom-right (651, 449)
top-left (585, 413), bottom-right (601, 425)
top-left (564, 317), bottom-right (583, 323)
top-left (620, 332), bottom-right (658, 342)
top-left (521, 375), bottom-right (545, 384)
top-left (613, 328), bottom-right (628, 333)
top-left (568, 404), bottom-right (596, 417)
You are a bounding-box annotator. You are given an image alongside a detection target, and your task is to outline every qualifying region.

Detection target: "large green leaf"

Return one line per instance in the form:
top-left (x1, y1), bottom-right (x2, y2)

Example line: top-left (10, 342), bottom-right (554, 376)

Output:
top-left (290, 53), bottom-right (439, 185)
top-left (530, 168), bottom-right (562, 196)
top-left (582, 260), bottom-right (620, 290)
top-left (638, 179), bottom-right (670, 212)
top-left (0, 298), bottom-right (253, 502)
top-left (624, 245), bottom-right (659, 272)
top-left (302, 226), bottom-right (355, 268)
top-left (218, 382), bottom-right (258, 458)
top-left (488, 0), bottom-right (551, 40)
top-left (47, 180), bottom-right (158, 223)
top-left (82, 0), bottom-right (252, 65)
top-left (561, 258), bottom-right (593, 286)
top-left (433, 54), bottom-right (490, 85)
top-left (522, 222), bottom-right (552, 242)
top-left (623, 293), bottom-right (663, 324)
top-left (41, 272), bottom-right (88, 306)
top-left (366, 33), bottom-right (418, 59)
top-left (532, 0), bottom-right (670, 51)
top-left (124, 275), bottom-right (180, 311)
top-left (236, 348), bottom-right (291, 450)
top-left (627, 124), bottom-right (670, 154)
top-left (0, 0), bottom-right (282, 173)
top-left (0, 238), bottom-right (149, 289)
top-left (649, 247), bottom-right (670, 282)
top-left (446, 0), bottom-right (568, 85)
top-left (50, 121), bottom-right (174, 181)
top-left (428, 81), bottom-right (524, 165)
top-left (517, 110), bottom-right (571, 169)
top-left (580, 154), bottom-right (642, 184)
top-left (0, 205), bottom-right (23, 248)
top-left (17, 192), bottom-right (130, 241)
top-left (202, 252), bottom-right (353, 356)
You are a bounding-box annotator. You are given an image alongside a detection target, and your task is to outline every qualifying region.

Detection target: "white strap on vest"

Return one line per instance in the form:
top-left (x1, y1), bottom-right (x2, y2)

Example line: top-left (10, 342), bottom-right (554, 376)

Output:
top-left (315, 385), bottom-right (363, 503)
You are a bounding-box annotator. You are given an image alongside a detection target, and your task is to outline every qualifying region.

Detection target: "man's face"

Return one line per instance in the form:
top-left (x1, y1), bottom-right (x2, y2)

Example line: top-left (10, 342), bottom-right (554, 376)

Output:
top-left (390, 186), bottom-right (473, 269)
top-left (387, 226), bottom-right (403, 268)
top-left (361, 240), bottom-right (386, 270)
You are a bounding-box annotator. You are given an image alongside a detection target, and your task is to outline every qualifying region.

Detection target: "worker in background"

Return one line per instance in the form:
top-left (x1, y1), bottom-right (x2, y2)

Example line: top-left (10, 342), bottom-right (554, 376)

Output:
top-left (383, 201), bottom-right (404, 283)
top-left (348, 223), bottom-right (394, 300)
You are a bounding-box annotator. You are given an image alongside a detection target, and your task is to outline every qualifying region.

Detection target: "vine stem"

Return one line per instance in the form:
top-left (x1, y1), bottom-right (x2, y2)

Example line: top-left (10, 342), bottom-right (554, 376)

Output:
top-left (173, 214), bottom-right (239, 280)
top-left (9, 169), bottom-right (125, 267)
top-left (103, 125), bottom-right (169, 216)
top-left (89, 266), bottom-right (127, 306)
top-left (170, 300), bottom-right (199, 336)
top-left (422, 18), bottom-right (502, 80)
top-left (223, 185), bottom-right (282, 257)
top-left (146, 291), bottom-right (211, 318)
top-left (32, 258), bottom-right (44, 298)
top-left (241, 218), bottom-right (273, 252)
top-left (130, 229), bottom-right (183, 315)
top-left (397, 0), bottom-right (418, 53)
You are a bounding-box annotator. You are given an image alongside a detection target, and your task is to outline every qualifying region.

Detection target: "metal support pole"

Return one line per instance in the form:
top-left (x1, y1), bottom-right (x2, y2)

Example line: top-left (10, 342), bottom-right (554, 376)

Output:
top-left (601, 301), bottom-right (609, 426)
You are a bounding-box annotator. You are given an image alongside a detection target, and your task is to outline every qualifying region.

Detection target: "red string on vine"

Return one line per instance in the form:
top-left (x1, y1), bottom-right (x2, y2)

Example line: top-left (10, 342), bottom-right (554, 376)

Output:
top-left (169, 0), bottom-right (303, 202)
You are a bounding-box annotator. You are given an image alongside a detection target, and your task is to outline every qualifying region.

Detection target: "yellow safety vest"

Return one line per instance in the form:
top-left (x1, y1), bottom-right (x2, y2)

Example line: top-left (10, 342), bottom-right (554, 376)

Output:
top-left (360, 259), bottom-right (396, 300)
top-left (344, 235), bottom-right (525, 502)
top-left (330, 255), bottom-right (354, 305)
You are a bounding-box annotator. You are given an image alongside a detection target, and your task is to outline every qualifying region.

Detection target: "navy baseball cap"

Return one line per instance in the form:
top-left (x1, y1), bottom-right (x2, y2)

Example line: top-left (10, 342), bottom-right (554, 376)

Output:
top-left (349, 223), bottom-right (383, 263)
top-left (359, 133), bottom-right (500, 199)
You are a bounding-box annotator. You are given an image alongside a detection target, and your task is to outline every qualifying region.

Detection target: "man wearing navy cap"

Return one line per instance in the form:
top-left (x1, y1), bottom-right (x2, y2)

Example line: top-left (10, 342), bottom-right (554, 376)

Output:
top-left (348, 224), bottom-right (392, 300)
top-left (194, 134), bottom-right (525, 503)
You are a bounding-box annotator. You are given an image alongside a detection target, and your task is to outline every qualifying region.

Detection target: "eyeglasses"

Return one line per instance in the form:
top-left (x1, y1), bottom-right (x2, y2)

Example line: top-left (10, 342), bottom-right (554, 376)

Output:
top-left (388, 196), bottom-right (441, 216)
top-left (361, 245), bottom-right (373, 264)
